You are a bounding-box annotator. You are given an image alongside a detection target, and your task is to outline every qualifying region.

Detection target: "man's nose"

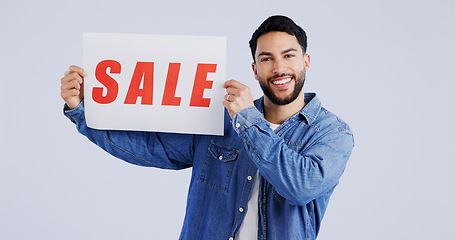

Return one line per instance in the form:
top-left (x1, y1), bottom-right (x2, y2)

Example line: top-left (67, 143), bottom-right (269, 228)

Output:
top-left (272, 59), bottom-right (287, 74)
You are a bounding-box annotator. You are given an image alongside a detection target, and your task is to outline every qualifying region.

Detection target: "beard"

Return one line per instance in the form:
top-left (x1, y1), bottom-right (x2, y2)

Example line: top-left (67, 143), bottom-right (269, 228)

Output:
top-left (258, 70), bottom-right (306, 105)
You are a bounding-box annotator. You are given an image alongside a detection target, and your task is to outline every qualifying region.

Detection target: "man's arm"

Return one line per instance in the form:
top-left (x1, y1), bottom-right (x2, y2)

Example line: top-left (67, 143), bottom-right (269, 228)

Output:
top-left (223, 80), bottom-right (353, 206)
top-left (61, 66), bottom-right (194, 169)
top-left (234, 108), bottom-right (353, 206)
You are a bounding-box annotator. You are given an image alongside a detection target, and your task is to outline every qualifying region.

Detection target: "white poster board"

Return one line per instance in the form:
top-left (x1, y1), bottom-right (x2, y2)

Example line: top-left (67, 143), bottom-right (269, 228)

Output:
top-left (83, 33), bottom-right (226, 135)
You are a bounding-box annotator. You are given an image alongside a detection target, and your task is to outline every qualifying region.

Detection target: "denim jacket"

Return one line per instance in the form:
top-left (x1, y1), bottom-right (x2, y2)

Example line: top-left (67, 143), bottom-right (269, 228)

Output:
top-left (64, 93), bottom-right (354, 240)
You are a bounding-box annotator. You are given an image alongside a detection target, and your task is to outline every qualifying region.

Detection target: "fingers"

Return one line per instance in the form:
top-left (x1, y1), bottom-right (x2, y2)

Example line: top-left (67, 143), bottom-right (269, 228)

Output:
top-left (223, 79), bottom-right (244, 90)
top-left (223, 79), bottom-right (254, 119)
top-left (61, 77), bottom-right (82, 91)
top-left (61, 65), bottom-right (86, 85)
top-left (223, 79), bottom-right (249, 98)
top-left (64, 65), bottom-right (86, 77)
top-left (225, 93), bottom-right (232, 102)
top-left (60, 65), bottom-right (86, 109)
top-left (60, 88), bottom-right (81, 100)
top-left (61, 72), bottom-right (84, 87)
top-left (60, 66), bottom-right (84, 92)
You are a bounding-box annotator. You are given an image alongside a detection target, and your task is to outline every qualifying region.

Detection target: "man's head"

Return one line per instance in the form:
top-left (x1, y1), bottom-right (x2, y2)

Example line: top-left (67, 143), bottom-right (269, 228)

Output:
top-left (250, 16), bottom-right (310, 106)
top-left (249, 15), bottom-right (307, 62)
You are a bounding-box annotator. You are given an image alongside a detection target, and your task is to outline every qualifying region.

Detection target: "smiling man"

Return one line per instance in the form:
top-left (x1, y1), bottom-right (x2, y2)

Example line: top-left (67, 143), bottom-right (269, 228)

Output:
top-left (255, 32), bottom-right (308, 106)
top-left (62, 15), bottom-right (354, 240)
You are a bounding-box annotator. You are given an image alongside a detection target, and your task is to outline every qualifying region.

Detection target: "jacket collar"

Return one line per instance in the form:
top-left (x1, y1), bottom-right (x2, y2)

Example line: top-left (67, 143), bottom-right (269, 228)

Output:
top-left (254, 92), bottom-right (321, 125)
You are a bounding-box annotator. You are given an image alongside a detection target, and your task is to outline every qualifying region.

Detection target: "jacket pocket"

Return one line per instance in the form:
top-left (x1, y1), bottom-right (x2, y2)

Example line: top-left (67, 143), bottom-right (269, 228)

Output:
top-left (198, 141), bottom-right (239, 193)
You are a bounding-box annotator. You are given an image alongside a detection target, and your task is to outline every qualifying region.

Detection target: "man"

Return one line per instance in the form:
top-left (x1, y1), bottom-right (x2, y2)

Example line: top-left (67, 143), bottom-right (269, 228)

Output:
top-left (61, 15), bottom-right (354, 240)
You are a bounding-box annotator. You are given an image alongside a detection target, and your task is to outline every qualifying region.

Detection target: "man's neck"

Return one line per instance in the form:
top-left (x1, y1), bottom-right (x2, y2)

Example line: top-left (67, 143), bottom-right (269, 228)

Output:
top-left (263, 92), bottom-right (306, 124)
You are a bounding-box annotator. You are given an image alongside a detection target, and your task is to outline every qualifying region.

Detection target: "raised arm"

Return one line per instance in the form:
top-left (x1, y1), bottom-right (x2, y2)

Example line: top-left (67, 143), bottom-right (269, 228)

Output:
top-left (61, 66), bottom-right (195, 170)
top-left (233, 107), bottom-right (353, 205)
top-left (223, 79), bottom-right (354, 206)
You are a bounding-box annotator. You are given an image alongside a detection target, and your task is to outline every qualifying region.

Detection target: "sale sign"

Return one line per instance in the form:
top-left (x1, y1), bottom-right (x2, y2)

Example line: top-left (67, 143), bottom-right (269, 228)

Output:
top-left (83, 33), bottom-right (226, 135)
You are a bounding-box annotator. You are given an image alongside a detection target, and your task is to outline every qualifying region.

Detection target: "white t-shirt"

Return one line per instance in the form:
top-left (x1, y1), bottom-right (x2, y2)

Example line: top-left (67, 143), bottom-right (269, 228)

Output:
top-left (236, 122), bottom-right (280, 240)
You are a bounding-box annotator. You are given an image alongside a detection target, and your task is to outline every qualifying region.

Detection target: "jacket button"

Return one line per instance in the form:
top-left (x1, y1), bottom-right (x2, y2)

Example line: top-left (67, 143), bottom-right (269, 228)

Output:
top-left (239, 207), bottom-right (244, 213)
top-left (219, 155), bottom-right (223, 160)
top-left (229, 238), bottom-right (234, 240)
top-left (235, 123), bottom-right (241, 128)
top-left (247, 175), bottom-right (252, 181)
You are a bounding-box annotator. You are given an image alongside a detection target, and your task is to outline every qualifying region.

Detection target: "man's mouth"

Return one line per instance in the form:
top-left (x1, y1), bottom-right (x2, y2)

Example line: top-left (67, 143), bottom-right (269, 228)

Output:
top-left (271, 77), bottom-right (292, 85)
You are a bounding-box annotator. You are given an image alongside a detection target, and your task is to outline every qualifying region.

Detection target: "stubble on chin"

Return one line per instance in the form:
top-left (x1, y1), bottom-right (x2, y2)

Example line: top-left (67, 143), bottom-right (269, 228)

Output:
top-left (259, 71), bottom-right (305, 105)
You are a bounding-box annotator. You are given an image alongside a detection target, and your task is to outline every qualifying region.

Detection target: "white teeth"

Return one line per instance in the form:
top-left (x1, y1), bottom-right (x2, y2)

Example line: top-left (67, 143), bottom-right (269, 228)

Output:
top-left (272, 77), bottom-right (291, 85)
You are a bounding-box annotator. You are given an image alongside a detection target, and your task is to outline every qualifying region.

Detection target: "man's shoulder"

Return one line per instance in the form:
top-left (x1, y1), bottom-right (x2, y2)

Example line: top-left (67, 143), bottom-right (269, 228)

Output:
top-left (305, 93), bottom-right (351, 134)
top-left (316, 107), bottom-right (351, 133)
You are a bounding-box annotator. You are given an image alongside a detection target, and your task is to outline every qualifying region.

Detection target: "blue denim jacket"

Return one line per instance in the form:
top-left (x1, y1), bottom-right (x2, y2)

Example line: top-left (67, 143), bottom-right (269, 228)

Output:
top-left (64, 93), bottom-right (354, 240)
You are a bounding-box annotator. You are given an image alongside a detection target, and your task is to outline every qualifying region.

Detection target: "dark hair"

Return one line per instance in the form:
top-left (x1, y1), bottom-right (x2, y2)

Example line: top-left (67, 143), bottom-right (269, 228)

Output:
top-left (249, 15), bottom-right (307, 62)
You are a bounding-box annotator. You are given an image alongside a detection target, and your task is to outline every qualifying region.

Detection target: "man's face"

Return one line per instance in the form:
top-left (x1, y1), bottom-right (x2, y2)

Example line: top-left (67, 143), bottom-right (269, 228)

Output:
top-left (252, 31), bottom-right (310, 105)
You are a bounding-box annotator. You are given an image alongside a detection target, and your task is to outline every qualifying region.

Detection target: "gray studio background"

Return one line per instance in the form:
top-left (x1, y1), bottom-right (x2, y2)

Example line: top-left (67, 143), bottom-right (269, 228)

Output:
top-left (1, 0), bottom-right (454, 239)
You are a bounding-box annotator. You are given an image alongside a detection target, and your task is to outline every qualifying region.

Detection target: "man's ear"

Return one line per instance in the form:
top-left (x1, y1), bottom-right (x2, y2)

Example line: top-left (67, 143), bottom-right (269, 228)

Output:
top-left (304, 54), bottom-right (311, 72)
top-left (252, 62), bottom-right (259, 80)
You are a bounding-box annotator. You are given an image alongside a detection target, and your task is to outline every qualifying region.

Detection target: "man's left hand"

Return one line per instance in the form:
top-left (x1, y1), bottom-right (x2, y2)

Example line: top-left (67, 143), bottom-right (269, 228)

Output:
top-left (223, 80), bottom-right (254, 119)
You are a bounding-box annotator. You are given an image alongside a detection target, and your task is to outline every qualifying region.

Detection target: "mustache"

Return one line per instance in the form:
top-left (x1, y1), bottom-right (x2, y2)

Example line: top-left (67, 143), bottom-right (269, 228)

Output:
top-left (267, 73), bottom-right (295, 82)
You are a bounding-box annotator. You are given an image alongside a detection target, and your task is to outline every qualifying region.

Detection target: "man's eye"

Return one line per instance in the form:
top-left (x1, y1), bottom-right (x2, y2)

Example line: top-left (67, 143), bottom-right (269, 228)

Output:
top-left (285, 54), bottom-right (295, 58)
top-left (261, 57), bottom-right (271, 62)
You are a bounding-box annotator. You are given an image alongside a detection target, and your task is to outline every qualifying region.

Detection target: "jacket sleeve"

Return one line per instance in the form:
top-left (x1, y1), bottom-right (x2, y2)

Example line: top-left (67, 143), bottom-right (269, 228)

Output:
top-left (232, 106), bottom-right (354, 206)
top-left (64, 101), bottom-right (194, 170)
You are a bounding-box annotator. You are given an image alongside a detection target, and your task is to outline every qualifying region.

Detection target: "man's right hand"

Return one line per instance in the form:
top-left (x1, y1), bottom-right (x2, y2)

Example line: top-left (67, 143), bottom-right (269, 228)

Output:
top-left (60, 65), bottom-right (86, 109)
